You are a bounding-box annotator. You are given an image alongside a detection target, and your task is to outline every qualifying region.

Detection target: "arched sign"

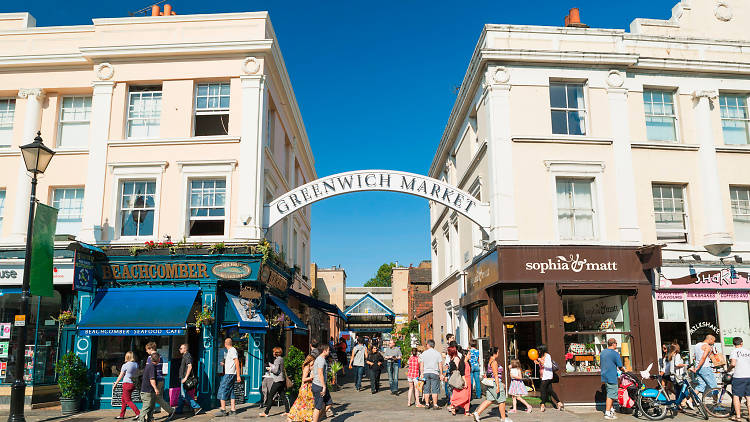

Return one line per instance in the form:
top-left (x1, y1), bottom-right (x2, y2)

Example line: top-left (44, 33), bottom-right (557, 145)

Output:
top-left (264, 170), bottom-right (490, 229)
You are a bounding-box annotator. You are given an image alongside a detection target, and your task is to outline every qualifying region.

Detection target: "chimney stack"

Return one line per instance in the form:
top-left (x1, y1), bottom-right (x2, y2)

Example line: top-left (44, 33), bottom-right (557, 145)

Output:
top-left (564, 7), bottom-right (589, 28)
top-left (150, 4), bottom-right (177, 16)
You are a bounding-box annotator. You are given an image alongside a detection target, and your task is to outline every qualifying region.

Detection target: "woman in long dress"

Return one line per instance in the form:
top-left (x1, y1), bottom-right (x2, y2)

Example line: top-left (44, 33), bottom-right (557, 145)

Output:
top-left (287, 355), bottom-right (316, 422)
top-left (448, 347), bottom-right (472, 416)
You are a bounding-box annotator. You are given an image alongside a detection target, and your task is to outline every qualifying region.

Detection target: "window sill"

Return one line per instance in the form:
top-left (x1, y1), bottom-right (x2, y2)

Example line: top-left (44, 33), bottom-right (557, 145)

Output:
top-left (0, 149), bottom-right (19, 157)
top-left (109, 135), bottom-right (240, 147)
top-left (631, 142), bottom-right (700, 151)
top-left (513, 135), bottom-right (612, 145)
top-left (53, 147), bottom-right (89, 155)
top-left (717, 145), bottom-right (750, 153)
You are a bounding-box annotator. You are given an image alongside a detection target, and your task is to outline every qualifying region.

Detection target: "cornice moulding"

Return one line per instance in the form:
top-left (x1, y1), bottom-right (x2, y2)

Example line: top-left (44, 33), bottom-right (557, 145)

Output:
top-left (108, 136), bottom-right (241, 147)
top-left (91, 12), bottom-right (268, 26)
top-left (79, 40), bottom-right (273, 59)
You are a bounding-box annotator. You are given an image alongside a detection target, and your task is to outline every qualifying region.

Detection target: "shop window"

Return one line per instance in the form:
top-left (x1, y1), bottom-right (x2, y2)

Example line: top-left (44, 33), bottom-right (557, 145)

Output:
top-left (556, 178), bottom-right (596, 240)
top-left (652, 184), bottom-right (688, 243)
top-left (502, 288), bottom-right (539, 317)
top-left (550, 82), bottom-right (586, 135)
top-left (731, 186), bottom-right (750, 242)
top-left (194, 82), bottom-right (230, 136)
top-left (188, 179), bottom-right (226, 236)
top-left (52, 187), bottom-right (84, 236)
top-left (657, 300), bottom-right (685, 320)
top-left (562, 294), bottom-right (632, 373)
top-left (718, 301), bottom-right (750, 349)
top-left (643, 90), bottom-right (677, 142)
top-left (127, 86), bottom-right (162, 139)
top-left (120, 180), bottom-right (156, 238)
top-left (0, 98), bottom-right (15, 147)
top-left (58, 96), bottom-right (91, 148)
top-left (719, 94), bottom-right (750, 145)
top-left (687, 301), bottom-right (719, 345)
top-left (0, 189), bottom-right (5, 233)
top-left (95, 336), bottom-right (172, 379)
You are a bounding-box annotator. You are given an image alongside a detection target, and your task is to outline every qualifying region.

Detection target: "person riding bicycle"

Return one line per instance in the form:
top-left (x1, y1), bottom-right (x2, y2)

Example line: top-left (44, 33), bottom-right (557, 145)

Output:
top-left (729, 337), bottom-right (750, 422)
top-left (691, 335), bottom-right (719, 395)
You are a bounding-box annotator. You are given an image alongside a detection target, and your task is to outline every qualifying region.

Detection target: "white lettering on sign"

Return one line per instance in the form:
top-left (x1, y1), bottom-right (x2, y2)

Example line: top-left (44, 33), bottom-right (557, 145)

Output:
top-left (524, 254), bottom-right (618, 274)
top-left (264, 170), bottom-right (490, 229)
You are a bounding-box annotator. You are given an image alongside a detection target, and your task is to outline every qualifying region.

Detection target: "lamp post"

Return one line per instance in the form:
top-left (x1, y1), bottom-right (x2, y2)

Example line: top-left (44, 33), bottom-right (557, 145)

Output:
top-left (8, 132), bottom-right (55, 422)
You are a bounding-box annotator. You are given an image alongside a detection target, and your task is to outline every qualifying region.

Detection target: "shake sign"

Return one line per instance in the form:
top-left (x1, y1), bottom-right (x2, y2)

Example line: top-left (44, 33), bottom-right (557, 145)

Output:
top-left (525, 254), bottom-right (618, 274)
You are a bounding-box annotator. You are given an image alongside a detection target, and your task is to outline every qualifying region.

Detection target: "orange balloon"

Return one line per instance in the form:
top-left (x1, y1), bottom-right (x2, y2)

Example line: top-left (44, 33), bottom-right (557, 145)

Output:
top-left (528, 349), bottom-right (539, 360)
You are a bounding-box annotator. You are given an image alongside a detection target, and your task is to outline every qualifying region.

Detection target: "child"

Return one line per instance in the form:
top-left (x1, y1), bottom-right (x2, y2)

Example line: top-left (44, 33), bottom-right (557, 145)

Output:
top-left (508, 359), bottom-right (532, 413)
top-left (406, 348), bottom-right (423, 407)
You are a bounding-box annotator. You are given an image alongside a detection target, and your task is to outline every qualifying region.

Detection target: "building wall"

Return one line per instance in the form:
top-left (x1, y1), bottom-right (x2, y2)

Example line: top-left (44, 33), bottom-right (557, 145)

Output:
top-left (430, 274), bottom-right (461, 351)
top-left (417, 310), bottom-right (433, 347)
top-left (312, 265), bottom-right (346, 309)
top-left (408, 261), bottom-right (432, 321)
top-left (391, 267), bottom-right (409, 316)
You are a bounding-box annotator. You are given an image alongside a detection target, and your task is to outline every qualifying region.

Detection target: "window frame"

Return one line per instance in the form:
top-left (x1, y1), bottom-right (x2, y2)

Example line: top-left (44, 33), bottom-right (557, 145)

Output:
top-left (193, 82), bottom-right (230, 137)
top-left (555, 177), bottom-right (598, 241)
top-left (719, 94), bottom-right (750, 145)
top-left (57, 95), bottom-right (92, 149)
top-left (126, 86), bottom-right (162, 139)
top-left (0, 98), bottom-right (16, 148)
top-left (187, 179), bottom-right (227, 237)
top-left (651, 183), bottom-right (689, 244)
top-left (643, 88), bottom-right (679, 143)
top-left (51, 187), bottom-right (85, 236)
top-left (178, 161), bottom-right (235, 241)
top-left (549, 81), bottom-right (589, 136)
top-left (118, 180), bottom-right (157, 239)
top-left (730, 185), bottom-right (750, 244)
top-left (546, 161), bottom-right (606, 243)
top-left (109, 163), bottom-right (165, 242)
top-left (0, 188), bottom-right (6, 233)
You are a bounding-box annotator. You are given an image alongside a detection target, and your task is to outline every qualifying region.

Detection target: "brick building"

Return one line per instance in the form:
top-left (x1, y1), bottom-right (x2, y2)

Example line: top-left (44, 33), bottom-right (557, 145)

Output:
top-left (417, 309), bottom-right (433, 347)
top-left (407, 261), bottom-right (432, 321)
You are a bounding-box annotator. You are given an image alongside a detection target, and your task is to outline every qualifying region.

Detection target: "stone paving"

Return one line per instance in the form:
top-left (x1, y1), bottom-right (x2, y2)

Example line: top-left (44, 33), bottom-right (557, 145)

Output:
top-left (1, 370), bottom-right (736, 422)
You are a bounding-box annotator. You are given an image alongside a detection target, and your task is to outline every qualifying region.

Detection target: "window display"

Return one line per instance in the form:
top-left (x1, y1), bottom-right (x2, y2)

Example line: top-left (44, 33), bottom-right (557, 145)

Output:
top-left (502, 288), bottom-right (539, 317)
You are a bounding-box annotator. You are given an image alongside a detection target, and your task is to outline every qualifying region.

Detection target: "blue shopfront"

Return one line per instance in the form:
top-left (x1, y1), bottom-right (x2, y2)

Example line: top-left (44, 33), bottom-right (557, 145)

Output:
top-left (72, 253), bottom-right (300, 410)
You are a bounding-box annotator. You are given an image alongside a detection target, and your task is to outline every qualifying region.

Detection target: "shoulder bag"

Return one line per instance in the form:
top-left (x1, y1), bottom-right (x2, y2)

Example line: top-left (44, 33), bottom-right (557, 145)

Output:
top-left (448, 370), bottom-right (465, 390)
top-left (183, 374), bottom-right (198, 390)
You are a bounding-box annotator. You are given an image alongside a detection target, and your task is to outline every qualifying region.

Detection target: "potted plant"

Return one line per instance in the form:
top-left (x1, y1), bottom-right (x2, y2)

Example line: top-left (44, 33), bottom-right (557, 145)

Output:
top-left (56, 351), bottom-right (89, 415)
top-left (208, 242), bottom-right (226, 255)
top-left (284, 346), bottom-right (304, 400)
top-left (190, 242), bottom-right (210, 255)
top-left (328, 361), bottom-right (343, 389)
top-left (56, 310), bottom-right (76, 325)
top-left (172, 239), bottom-right (189, 255)
top-left (194, 306), bottom-right (214, 333)
top-left (106, 248), bottom-right (131, 256)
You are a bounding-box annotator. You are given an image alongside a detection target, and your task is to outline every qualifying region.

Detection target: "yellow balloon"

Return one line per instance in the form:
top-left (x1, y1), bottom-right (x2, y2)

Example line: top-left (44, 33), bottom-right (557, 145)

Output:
top-left (528, 349), bottom-right (539, 360)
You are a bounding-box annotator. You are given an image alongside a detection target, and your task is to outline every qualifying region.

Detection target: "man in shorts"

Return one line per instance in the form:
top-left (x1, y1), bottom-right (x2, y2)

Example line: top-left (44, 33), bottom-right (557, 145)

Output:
top-left (730, 336), bottom-right (750, 420)
top-left (312, 344), bottom-right (333, 422)
top-left (600, 338), bottom-right (624, 420)
top-left (216, 338), bottom-right (241, 416)
top-left (419, 339), bottom-right (443, 409)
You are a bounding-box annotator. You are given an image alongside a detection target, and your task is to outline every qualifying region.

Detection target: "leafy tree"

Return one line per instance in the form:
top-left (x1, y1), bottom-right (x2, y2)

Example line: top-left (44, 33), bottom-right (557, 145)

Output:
top-left (363, 262), bottom-right (397, 287)
top-left (284, 346), bottom-right (305, 396)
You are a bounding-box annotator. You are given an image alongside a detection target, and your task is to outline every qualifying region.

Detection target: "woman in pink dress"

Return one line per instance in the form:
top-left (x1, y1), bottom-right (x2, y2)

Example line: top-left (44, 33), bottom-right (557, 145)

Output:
top-left (448, 346), bottom-right (472, 416)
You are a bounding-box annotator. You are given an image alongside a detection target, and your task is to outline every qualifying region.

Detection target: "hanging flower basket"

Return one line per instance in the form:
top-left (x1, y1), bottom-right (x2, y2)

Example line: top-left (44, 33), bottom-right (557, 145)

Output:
top-left (56, 310), bottom-right (76, 325)
top-left (195, 306), bottom-right (214, 333)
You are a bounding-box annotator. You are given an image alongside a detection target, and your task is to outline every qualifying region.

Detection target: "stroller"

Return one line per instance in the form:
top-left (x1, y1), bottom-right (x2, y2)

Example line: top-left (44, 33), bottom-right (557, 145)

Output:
top-left (618, 371), bottom-right (643, 414)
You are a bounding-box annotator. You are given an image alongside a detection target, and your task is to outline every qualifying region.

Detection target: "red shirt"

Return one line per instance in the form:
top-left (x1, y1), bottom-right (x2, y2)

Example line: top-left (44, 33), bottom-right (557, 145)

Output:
top-left (407, 355), bottom-right (420, 378)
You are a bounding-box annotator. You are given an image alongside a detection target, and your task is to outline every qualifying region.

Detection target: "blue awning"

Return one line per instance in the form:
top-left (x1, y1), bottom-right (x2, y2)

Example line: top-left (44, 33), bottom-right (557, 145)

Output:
top-left (268, 294), bottom-right (308, 333)
top-left (77, 287), bottom-right (200, 336)
top-left (223, 292), bottom-right (268, 333)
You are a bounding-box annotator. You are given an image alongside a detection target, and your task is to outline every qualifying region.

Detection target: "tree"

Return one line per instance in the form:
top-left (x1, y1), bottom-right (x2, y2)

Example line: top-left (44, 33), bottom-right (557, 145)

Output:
top-left (363, 262), bottom-right (396, 287)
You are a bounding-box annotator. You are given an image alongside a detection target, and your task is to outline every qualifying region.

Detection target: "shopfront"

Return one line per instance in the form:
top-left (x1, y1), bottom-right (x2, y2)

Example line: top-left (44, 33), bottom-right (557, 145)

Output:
top-left (654, 265), bottom-right (750, 362)
top-left (470, 245), bottom-right (659, 404)
top-left (73, 253), bottom-right (300, 409)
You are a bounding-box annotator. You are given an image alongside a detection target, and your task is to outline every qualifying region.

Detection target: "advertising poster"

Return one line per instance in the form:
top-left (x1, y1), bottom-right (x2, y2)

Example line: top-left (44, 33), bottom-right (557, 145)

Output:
top-left (0, 361), bottom-right (6, 378)
top-left (0, 342), bottom-right (8, 358)
top-left (0, 323), bottom-right (10, 339)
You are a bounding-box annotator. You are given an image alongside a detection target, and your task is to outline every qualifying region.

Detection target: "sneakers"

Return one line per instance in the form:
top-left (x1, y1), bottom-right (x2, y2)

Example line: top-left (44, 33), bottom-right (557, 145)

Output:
top-left (604, 410), bottom-right (617, 420)
top-left (501, 418), bottom-right (513, 422)
top-left (472, 412), bottom-right (481, 422)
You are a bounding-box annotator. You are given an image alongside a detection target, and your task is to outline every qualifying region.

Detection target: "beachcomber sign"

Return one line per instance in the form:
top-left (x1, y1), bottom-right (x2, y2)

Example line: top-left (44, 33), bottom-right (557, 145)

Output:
top-left (79, 328), bottom-right (184, 336)
top-left (265, 170), bottom-right (490, 229)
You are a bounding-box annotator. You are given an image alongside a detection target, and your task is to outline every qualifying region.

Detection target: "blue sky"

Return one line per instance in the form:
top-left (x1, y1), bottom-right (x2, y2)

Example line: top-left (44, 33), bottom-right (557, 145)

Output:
top-left (2, 0), bottom-right (675, 285)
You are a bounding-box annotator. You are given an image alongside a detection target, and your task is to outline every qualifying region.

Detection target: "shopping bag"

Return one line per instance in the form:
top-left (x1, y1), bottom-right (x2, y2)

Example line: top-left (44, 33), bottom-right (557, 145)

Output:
top-left (169, 387), bottom-right (180, 407)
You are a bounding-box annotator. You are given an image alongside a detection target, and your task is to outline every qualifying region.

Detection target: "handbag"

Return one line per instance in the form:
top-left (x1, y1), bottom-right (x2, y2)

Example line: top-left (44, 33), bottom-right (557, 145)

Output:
top-left (551, 359), bottom-right (560, 373)
top-left (448, 371), bottom-right (465, 390)
top-left (481, 377), bottom-right (496, 387)
top-left (183, 374), bottom-right (198, 390)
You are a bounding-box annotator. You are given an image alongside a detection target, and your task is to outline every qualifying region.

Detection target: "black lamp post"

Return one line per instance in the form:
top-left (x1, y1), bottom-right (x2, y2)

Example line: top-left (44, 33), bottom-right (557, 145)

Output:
top-left (8, 132), bottom-right (55, 422)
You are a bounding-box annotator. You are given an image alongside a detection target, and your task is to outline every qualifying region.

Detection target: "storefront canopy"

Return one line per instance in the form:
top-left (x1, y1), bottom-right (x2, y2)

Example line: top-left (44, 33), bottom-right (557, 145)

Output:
top-left (77, 287), bottom-right (200, 336)
top-left (288, 289), bottom-right (347, 322)
top-left (268, 294), bottom-right (308, 333)
top-left (223, 292), bottom-right (269, 332)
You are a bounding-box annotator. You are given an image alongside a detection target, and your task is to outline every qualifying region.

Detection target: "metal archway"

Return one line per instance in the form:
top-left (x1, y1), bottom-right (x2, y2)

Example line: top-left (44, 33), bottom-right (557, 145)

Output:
top-left (263, 169), bottom-right (490, 229)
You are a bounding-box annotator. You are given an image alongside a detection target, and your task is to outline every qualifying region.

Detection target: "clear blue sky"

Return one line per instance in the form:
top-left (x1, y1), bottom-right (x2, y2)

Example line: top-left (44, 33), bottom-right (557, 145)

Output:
top-left (2, 0), bottom-right (675, 285)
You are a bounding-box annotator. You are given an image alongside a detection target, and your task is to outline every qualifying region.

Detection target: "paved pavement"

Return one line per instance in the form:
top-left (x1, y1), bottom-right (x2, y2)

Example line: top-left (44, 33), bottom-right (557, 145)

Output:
top-left (2, 370), bottom-right (736, 422)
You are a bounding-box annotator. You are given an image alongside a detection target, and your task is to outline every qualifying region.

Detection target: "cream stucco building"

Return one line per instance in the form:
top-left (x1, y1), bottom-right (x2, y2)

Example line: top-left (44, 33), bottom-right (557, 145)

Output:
top-left (429, 0), bottom-right (750, 402)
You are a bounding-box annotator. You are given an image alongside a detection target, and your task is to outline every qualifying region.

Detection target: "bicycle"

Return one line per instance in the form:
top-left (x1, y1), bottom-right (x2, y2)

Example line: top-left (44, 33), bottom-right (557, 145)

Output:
top-left (636, 363), bottom-right (709, 420)
top-left (702, 368), bottom-right (734, 418)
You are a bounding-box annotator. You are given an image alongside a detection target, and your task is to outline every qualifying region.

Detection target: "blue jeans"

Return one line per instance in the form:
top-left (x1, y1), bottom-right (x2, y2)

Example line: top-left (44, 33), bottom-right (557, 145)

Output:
top-left (176, 384), bottom-right (200, 413)
top-left (695, 365), bottom-right (717, 393)
top-left (386, 360), bottom-right (399, 393)
top-left (217, 374), bottom-right (236, 400)
top-left (471, 368), bottom-right (481, 399)
top-left (354, 365), bottom-right (365, 390)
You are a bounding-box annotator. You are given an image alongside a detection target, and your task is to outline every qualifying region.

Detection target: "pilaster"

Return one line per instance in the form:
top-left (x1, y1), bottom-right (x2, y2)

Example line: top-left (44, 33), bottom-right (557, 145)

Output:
top-left (199, 283), bottom-right (217, 408)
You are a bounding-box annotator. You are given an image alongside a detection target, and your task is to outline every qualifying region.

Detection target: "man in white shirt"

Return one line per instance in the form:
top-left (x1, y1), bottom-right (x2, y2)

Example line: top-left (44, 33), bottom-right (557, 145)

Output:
top-left (349, 337), bottom-right (368, 391)
top-left (419, 339), bottom-right (443, 409)
top-left (217, 338), bottom-right (241, 417)
top-left (730, 337), bottom-right (750, 419)
top-left (312, 344), bottom-right (333, 422)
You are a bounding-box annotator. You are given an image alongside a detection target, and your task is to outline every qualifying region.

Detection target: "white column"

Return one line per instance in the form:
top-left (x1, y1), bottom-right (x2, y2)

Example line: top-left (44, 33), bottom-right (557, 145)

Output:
top-left (693, 89), bottom-right (733, 254)
top-left (606, 71), bottom-right (642, 242)
top-left (9, 88), bottom-right (45, 242)
top-left (483, 66), bottom-right (518, 242)
top-left (78, 81), bottom-right (115, 243)
top-left (235, 74), bottom-right (267, 240)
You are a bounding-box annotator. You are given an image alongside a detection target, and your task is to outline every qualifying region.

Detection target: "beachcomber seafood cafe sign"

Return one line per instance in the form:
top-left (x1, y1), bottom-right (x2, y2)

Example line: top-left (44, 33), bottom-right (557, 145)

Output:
top-left (97, 258), bottom-right (261, 284)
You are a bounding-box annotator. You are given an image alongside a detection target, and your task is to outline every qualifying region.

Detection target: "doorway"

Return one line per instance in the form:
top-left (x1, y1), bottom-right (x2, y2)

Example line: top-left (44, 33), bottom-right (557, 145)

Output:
top-left (505, 321), bottom-right (542, 377)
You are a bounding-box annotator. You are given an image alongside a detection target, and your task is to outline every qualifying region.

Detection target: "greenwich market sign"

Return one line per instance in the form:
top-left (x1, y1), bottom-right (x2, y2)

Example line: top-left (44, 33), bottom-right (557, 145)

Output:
top-left (264, 170), bottom-right (490, 229)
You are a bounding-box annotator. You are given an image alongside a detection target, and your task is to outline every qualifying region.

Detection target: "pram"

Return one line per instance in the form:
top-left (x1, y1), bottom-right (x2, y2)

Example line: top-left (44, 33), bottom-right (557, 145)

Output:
top-left (618, 371), bottom-right (643, 414)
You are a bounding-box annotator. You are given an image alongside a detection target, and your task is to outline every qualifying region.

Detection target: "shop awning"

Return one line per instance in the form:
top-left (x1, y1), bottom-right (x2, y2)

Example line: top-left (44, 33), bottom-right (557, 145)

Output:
top-left (288, 289), bottom-right (347, 322)
top-left (268, 294), bottom-right (308, 333)
top-left (77, 287), bottom-right (200, 336)
top-left (223, 292), bottom-right (268, 332)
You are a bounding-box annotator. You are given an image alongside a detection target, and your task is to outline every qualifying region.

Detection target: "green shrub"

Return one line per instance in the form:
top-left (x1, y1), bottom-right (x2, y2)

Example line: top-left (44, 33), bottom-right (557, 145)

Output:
top-left (56, 352), bottom-right (89, 399)
top-left (284, 346), bottom-right (305, 396)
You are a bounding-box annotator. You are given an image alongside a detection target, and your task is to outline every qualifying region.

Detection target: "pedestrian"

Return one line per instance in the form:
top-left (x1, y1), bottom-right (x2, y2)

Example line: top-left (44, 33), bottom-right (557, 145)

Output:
top-left (336, 338), bottom-right (348, 376)
top-left (664, 344), bottom-right (686, 402)
top-left (507, 359), bottom-right (532, 413)
top-left (349, 337), bottom-right (368, 391)
top-left (310, 339), bottom-right (321, 358)
top-left (419, 339), bottom-right (443, 410)
top-left (259, 347), bottom-right (289, 417)
top-left (176, 344), bottom-right (202, 416)
top-left (383, 339), bottom-right (403, 395)
top-left (468, 340), bottom-right (481, 400)
top-left (287, 355), bottom-right (316, 422)
top-left (729, 337), bottom-right (750, 422)
top-left (311, 344), bottom-right (333, 422)
top-left (217, 338), bottom-right (241, 417)
top-left (471, 347), bottom-right (511, 422)
top-left (448, 347), bottom-right (471, 416)
top-left (406, 348), bottom-right (423, 407)
top-left (535, 344), bottom-right (563, 412)
top-left (366, 345), bottom-right (384, 394)
top-left (600, 338), bottom-right (625, 420)
top-left (113, 351), bottom-right (140, 420)
top-left (144, 342), bottom-right (175, 421)
top-left (443, 335), bottom-right (456, 401)
top-left (691, 334), bottom-right (719, 396)
top-left (138, 352), bottom-right (161, 422)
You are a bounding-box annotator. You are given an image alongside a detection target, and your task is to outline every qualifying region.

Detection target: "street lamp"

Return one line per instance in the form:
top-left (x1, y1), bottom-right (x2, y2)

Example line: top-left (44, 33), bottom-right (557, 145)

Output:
top-left (8, 132), bottom-right (54, 422)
